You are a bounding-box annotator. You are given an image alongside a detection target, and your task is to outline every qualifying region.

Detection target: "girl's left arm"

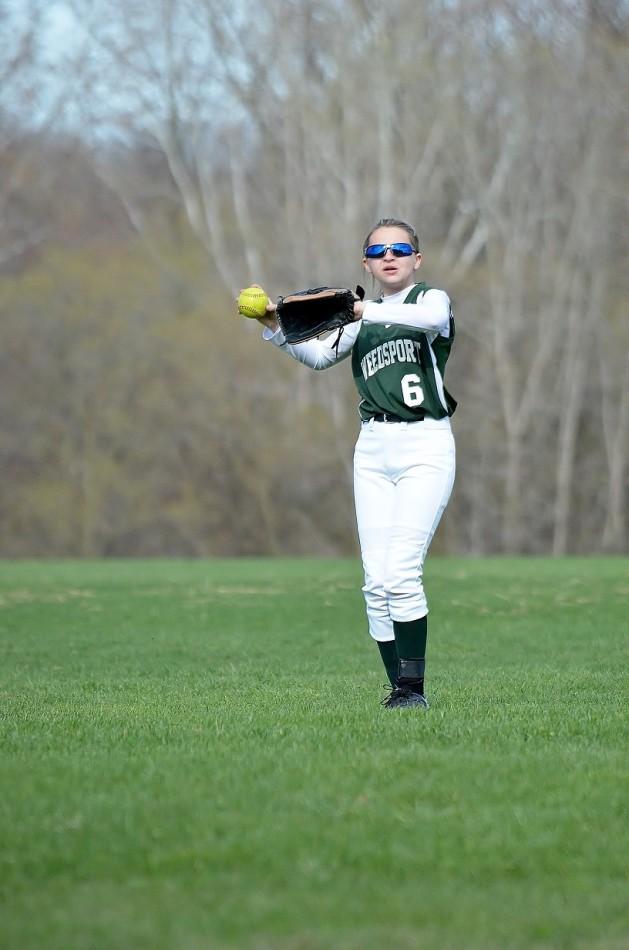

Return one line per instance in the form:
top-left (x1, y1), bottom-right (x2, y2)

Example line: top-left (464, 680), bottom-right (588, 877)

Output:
top-left (359, 289), bottom-right (451, 335)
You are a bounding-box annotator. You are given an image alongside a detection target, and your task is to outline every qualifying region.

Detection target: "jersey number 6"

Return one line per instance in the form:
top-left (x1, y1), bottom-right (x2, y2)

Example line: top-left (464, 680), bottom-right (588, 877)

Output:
top-left (401, 373), bottom-right (425, 407)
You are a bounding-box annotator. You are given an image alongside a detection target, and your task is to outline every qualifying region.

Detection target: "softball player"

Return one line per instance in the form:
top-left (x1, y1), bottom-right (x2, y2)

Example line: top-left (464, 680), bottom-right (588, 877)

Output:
top-left (254, 219), bottom-right (456, 709)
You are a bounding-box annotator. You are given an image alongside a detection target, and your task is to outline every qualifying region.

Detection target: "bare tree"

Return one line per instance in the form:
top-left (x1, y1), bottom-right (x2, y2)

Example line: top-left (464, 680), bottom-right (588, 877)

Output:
top-left (4, 0), bottom-right (622, 555)
top-left (0, 0), bottom-right (65, 265)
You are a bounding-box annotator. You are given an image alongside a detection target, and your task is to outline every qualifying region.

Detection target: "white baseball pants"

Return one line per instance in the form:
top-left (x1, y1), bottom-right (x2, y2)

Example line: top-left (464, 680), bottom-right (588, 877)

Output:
top-left (353, 417), bottom-right (456, 642)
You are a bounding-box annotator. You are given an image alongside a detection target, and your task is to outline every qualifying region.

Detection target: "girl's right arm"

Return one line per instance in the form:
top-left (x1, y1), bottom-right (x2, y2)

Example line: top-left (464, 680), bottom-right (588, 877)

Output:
top-left (255, 292), bottom-right (359, 369)
top-left (261, 320), bottom-right (360, 369)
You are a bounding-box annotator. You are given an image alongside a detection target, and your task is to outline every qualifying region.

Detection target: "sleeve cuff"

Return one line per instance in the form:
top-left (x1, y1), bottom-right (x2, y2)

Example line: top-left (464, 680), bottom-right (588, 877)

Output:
top-left (262, 325), bottom-right (287, 346)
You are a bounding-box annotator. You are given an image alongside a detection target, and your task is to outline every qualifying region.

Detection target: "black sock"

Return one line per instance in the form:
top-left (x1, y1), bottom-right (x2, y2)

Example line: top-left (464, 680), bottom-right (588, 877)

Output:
top-left (393, 617), bottom-right (427, 693)
top-left (377, 640), bottom-right (399, 687)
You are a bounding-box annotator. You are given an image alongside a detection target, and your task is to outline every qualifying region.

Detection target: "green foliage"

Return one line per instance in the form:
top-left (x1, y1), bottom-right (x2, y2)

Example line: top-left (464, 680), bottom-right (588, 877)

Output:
top-left (1, 557), bottom-right (628, 949)
top-left (0, 242), bottom-right (360, 557)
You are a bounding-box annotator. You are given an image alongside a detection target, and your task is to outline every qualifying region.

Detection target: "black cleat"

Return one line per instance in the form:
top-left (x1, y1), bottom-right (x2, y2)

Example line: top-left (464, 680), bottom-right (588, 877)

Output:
top-left (381, 686), bottom-right (429, 710)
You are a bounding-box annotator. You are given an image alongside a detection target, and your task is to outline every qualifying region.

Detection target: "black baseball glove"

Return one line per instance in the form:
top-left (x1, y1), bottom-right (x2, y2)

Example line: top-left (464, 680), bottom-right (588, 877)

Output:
top-left (276, 285), bottom-right (365, 344)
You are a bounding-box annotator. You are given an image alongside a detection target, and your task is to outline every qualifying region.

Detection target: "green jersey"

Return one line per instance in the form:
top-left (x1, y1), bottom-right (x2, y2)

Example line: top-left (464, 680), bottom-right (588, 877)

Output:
top-left (351, 283), bottom-right (456, 422)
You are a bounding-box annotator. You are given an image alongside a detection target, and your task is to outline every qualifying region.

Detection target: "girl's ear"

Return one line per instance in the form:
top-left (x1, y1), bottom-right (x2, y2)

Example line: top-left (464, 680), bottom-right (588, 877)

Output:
top-left (413, 253), bottom-right (423, 270)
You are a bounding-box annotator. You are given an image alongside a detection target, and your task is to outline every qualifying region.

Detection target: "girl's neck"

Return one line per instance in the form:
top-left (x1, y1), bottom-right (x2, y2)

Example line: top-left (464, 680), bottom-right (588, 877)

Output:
top-left (381, 281), bottom-right (417, 299)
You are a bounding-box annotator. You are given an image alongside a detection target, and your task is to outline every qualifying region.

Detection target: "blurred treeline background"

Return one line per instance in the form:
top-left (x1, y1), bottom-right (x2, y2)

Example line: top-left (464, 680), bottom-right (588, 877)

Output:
top-left (1, 0), bottom-right (627, 557)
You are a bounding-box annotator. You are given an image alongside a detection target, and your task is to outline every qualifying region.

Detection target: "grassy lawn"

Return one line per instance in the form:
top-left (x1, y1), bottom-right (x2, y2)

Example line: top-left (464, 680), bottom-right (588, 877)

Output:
top-left (0, 557), bottom-right (627, 949)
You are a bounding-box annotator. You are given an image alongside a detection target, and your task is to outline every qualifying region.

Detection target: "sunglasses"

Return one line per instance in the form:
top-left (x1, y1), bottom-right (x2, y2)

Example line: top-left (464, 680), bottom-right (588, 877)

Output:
top-left (364, 242), bottom-right (416, 259)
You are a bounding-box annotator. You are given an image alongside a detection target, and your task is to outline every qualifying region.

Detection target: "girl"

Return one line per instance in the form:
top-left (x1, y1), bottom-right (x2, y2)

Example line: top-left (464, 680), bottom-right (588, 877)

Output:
top-left (249, 218), bottom-right (456, 709)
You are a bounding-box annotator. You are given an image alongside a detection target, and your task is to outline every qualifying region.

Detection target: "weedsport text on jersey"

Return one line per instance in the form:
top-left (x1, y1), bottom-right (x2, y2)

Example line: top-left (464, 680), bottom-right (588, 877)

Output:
top-left (350, 282), bottom-right (457, 422)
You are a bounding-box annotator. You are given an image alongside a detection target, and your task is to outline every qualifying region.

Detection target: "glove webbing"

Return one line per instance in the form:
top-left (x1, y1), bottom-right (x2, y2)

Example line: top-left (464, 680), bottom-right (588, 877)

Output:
top-left (331, 284), bottom-right (364, 355)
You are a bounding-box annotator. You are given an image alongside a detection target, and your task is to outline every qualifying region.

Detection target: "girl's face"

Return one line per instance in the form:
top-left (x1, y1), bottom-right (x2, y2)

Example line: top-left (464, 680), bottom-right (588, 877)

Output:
top-left (362, 226), bottom-right (422, 296)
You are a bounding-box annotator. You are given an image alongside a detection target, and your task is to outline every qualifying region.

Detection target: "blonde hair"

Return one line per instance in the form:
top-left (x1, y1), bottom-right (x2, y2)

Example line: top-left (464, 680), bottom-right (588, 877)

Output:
top-left (363, 218), bottom-right (420, 253)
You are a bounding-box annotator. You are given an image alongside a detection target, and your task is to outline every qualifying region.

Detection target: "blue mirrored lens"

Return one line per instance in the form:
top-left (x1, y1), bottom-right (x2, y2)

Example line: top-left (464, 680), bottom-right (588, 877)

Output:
top-left (365, 243), bottom-right (414, 258)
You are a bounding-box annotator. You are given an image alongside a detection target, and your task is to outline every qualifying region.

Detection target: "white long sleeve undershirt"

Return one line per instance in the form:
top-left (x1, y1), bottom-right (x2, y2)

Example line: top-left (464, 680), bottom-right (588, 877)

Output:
top-left (263, 284), bottom-right (451, 371)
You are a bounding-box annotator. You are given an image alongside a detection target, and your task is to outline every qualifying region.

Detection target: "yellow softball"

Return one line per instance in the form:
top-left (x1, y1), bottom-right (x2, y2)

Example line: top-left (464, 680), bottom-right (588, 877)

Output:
top-left (238, 286), bottom-right (269, 319)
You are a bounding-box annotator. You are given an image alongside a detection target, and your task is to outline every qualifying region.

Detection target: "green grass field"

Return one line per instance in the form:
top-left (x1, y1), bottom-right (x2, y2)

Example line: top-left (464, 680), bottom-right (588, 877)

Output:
top-left (0, 557), bottom-right (627, 950)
